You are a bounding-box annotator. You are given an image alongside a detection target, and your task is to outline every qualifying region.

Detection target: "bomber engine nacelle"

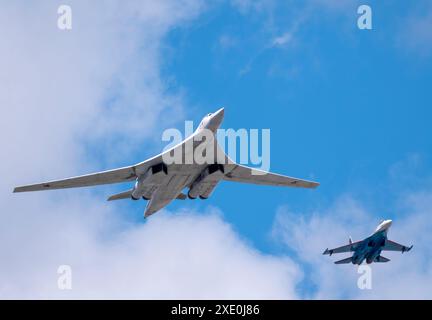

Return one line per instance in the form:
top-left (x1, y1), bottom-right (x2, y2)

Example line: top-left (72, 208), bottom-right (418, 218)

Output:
top-left (188, 164), bottom-right (224, 199)
top-left (131, 163), bottom-right (167, 200)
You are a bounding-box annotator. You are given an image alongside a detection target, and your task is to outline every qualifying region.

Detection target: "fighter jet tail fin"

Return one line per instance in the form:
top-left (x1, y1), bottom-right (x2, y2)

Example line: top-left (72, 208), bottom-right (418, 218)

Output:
top-left (334, 257), bottom-right (353, 264)
top-left (374, 255), bottom-right (390, 263)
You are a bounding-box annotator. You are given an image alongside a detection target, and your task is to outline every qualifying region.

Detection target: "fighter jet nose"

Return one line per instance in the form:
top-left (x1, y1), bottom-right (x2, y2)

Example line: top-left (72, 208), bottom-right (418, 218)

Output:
top-left (380, 219), bottom-right (392, 231)
top-left (375, 219), bottom-right (393, 233)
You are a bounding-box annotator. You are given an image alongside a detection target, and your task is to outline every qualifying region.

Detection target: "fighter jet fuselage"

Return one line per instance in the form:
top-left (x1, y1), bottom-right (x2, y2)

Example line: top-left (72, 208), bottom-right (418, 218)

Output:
top-left (351, 230), bottom-right (388, 265)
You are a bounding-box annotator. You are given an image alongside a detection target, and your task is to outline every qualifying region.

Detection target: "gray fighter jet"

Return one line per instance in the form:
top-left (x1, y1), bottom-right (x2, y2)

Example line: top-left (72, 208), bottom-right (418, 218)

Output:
top-left (323, 220), bottom-right (413, 264)
top-left (13, 108), bottom-right (319, 217)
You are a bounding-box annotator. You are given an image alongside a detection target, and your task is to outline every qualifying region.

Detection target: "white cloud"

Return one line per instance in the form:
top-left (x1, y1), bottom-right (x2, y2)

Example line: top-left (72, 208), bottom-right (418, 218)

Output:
top-left (1, 203), bottom-right (302, 299)
top-left (0, 1), bottom-right (302, 299)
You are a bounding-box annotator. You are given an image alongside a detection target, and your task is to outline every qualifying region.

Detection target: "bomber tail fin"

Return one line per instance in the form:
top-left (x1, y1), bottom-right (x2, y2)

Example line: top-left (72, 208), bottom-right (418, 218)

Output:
top-left (334, 256), bottom-right (353, 264)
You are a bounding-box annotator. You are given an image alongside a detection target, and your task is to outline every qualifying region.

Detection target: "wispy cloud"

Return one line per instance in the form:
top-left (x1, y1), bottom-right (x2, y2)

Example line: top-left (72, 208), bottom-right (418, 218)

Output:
top-left (272, 32), bottom-right (293, 47)
top-left (397, 4), bottom-right (432, 57)
top-left (218, 34), bottom-right (238, 50)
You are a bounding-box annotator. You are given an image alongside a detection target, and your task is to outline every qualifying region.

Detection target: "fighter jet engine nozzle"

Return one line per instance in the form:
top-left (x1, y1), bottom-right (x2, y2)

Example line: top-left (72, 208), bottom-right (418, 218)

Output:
top-left (188, 164), bottom-right (224, 199)
top-left (131, 163), bottom-right (168, 200)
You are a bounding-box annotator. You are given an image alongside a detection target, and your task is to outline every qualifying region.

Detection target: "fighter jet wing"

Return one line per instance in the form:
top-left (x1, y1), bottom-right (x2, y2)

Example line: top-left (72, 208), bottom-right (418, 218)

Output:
top-left (13, 166), bottom-right (137, 192)
top-left (323, 241), bottom-right (361, 255)
top-left (382, 240), bottom-right (413, 253)
top-left (223, 164), bottom-right (319, 188)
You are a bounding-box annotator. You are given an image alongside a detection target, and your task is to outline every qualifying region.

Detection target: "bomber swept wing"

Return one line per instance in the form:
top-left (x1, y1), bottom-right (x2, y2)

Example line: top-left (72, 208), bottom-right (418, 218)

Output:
top-left (223, 164), bottom-right (319, 188)
top-left (218, 141), bottom-right (319, 189)
top-left (12, 138), bottom-right (177, 193)
top-left (13, 166), bottom-right (137, 193)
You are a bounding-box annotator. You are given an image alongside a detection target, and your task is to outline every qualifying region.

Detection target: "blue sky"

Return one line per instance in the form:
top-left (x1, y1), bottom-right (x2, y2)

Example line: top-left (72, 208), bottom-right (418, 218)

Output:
top-left (104, 0), bottom-right (432, 297)
top-left (136, 0), bottom-right (432, 251)
top-left (1, 0), bottom-right (432, 299)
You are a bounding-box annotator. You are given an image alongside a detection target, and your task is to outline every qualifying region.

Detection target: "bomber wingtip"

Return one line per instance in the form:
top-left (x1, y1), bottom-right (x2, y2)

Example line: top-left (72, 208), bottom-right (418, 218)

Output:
top-left (306, 181), bottom-right (320, 189)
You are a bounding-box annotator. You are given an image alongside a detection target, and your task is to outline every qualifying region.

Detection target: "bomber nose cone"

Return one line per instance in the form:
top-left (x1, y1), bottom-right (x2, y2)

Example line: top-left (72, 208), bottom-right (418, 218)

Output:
top-left (208, 107), bottom-right (224, 129)
top-left (213, 107), bottom-right (224, 120)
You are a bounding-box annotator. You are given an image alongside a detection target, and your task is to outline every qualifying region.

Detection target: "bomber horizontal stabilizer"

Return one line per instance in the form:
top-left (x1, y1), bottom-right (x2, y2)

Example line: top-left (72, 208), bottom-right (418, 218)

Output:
top-left (107, 189), bottom-right (133, 201)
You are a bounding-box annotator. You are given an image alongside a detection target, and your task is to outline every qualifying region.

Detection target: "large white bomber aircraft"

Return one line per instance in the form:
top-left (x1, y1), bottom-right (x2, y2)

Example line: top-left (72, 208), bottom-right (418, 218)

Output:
top-left (13, 108), bottom-right (319, 217)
